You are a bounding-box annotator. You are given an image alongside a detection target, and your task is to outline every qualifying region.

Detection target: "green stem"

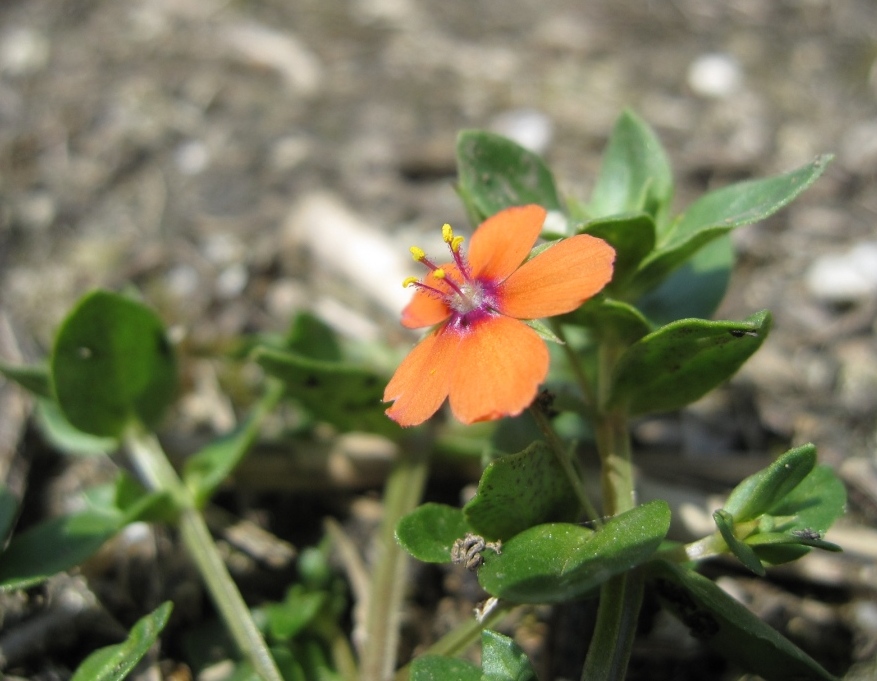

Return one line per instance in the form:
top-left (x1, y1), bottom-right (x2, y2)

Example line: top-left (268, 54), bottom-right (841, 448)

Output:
top-left (359, 438), bottom-right (431, 681)
top-left (553, 321), bottom-right (597, 412)
top-left (392, 599), bottom-right (512, 681)
top-left (580, 571), bottom-right (644, 681)
top-left (125, 428), bottom-right (283, 681)
top-left (529, 406), bottom-right (601, 525)
top-left (580, 336), bottom-right (641, 679)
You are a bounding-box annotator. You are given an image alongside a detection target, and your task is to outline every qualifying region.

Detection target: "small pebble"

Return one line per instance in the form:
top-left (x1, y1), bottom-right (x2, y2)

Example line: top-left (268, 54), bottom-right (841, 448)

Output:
top-left (489, 109), bottom-right (554, 154)
top-left (805, 242), bottom-right (877, 303)
top-left (687, 53), bottom-right (742, 99)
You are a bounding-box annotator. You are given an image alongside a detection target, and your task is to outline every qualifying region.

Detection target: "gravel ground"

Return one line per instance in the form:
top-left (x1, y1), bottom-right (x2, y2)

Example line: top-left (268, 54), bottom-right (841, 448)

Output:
top-left (1, 0), bottom-right (877, 678)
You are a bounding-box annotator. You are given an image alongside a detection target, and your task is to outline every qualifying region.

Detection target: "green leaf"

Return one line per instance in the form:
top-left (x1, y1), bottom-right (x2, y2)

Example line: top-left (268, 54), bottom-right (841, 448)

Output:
top-left (478, 500), bottom-right (670, 603)
top-left (265, 585), bottom-right (327, 641)
top-left (286, 312), bottom-right (342, 362)
top-left (395, 503), bottom-right (471, 563)
top-left (184, 414), bottom-right (260, 508)
top-left (572, 296), bottom-right (653, 345)
top-left (71, 601), bottom-right (173, 681)
top-left (254, 347), bottom-right (395, 435)
top-left (456, 130), bottom-right (563, 223)
top-left (578, 212), bottom-right (656, 290)
top-left (0, 508), bottom-right (122, 591)
top-left (633, 155), bottom-right (832, 292)
top-left (0, 361), bottom-right (53, 399)
top-left (411, 656), bottom-right (481, 681)
top-left (34, 398), bottom-right (119, 456)
top-left (766, 463), bottom-right (846, 533)
top-left (713, 509), bottom-right (765, 576)
top-left (588, 110), bottom-right (674, 226)
top-left (723, 444), bottom-right (817, 522)
top-left (481, 629), bottom-right (538, 681)
top-left (51, 290), bottom-right (178, 437)
top-left (463, 442), bottom-right (580, 541)
top-left (649, 560), bottom-right (837, 680)
top-left (608, 310), bottom-right (772, 416)
top-left (636, 234), bottom-right (735, 326)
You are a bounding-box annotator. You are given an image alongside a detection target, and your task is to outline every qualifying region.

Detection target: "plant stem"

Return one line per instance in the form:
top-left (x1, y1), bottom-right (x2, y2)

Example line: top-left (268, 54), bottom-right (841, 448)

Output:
top-left (579, 570), bottom-right (644, 681)
top-left (125, 427), bottom-right (283, 681)
top-left (529, 406), bottom-right (601, 525)
top-left (392, 599), bottom-right (512, 681)
top-left (359, 438), bottom-right (431, 681)
top-left (553, 321), bottom-right (597, 411)
top-left (581, 337), bottom-right (642, 680)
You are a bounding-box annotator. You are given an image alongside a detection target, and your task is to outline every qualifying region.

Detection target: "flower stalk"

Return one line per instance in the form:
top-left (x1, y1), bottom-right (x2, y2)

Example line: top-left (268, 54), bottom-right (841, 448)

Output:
top-left (124, 426), bottom-right (283, 681)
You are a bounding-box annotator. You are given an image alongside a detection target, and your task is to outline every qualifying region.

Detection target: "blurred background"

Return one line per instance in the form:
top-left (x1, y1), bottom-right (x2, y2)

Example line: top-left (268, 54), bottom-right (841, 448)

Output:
top-left (1, 0), bottom-right (876, 678)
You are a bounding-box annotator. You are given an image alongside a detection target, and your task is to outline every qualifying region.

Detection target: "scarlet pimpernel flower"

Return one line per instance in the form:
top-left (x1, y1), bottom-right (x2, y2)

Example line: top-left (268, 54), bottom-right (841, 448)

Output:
top-left (383, 204), bottom-right (616, 427)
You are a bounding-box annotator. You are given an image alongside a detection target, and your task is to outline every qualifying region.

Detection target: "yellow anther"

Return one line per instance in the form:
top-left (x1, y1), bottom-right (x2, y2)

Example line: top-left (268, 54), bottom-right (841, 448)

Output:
top-left (442, 223), bottom-right (454, 243)
top-left (433, 268), bottom-right (446, 279)
top-left (409, 246), bottom-right (426, 262)
top-left (402, 276), bottom-right (419, 288)
top-left (451, 235), bottom-right (465, 252)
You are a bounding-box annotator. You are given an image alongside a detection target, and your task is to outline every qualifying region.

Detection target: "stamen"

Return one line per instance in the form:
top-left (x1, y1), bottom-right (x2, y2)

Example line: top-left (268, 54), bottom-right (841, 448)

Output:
top-left (410, 245), bottom-right (439, 271)
top-left (442, 223), bottom-right (454, 244)
top-left (402, 276), bottom-right (419, 288)
top-left (451, 235), bottom-right (465, 252)
top-left (433, 268), bottom-right (446, 279)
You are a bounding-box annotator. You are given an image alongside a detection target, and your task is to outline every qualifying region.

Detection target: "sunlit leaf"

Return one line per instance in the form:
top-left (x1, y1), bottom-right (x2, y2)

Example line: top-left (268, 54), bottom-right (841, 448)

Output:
top-left (395, 503), bottom-right (471, 563)
top-left (481, 629), bottom-right (538, 681)
top-left (609, 310), bottom-right (771, 416)
top-left (478, 500), bottom-right (670, 603)
top-left (464, 442), bottom-right (580, 540)
top-left (410, 656), bottom-right (480, 681)
top-left (456, 130), bottom-right (563, 223)
top-left (588, 110), bottom-right (674, 227)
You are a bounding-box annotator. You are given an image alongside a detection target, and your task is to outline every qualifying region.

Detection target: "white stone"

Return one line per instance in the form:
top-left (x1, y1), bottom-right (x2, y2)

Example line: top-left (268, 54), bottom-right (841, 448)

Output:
top-left (806, 242), bottom-right (877, 302)
top-left (284, 192), bottom-right (415, 315)
top-left (489, 109), bottom-right (554, 154)
top-left (687, 53), bottom-right (743, 99)
top-left (223, 22), bottom-right (322, 96)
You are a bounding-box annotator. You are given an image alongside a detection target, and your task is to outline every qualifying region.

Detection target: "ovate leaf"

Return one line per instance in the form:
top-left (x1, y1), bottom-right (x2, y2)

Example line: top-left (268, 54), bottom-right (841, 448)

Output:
top-left (588, 110), bottom-right (674, 227)
top-left (456, 130), bottom-right (563, 223)
top-left (51, 290), bottom-right (177, 437)
top-left (633, 155), bottom-right (832, 292)
top-left (478, 500), bottom-right (670, 603)
top-left (609, 310), bottom-right (771, 416)
top-left (723, 444), bottom-right (817, 522)
top-left (463, 442), bottom-right (580, 540)
top-left (254, 347), bottom-right (395, 436)
top-left (395, 503), bottom-right (471, 563)
top-left (481, 629), bottom-right (538, 681)
top-left (636, 234), bottom-right (735, 326)
top-left (578, 212), bottom-right (656, 290)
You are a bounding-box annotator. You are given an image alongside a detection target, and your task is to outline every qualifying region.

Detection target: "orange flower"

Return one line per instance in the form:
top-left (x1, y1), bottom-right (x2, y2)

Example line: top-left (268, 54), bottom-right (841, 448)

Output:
top-left (384, 204), bottom-right (615, 427)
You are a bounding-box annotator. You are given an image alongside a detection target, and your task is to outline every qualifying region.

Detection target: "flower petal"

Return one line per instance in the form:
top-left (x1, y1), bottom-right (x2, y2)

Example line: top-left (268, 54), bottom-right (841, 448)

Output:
top-left (384, 325), bottom-right (459, 427)
top-left (468, 205), bottom-right (546, 283)
top-left (448, 316), bottom-right (548, 424)
top-left (496, 234), bottom-right (615, 319)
